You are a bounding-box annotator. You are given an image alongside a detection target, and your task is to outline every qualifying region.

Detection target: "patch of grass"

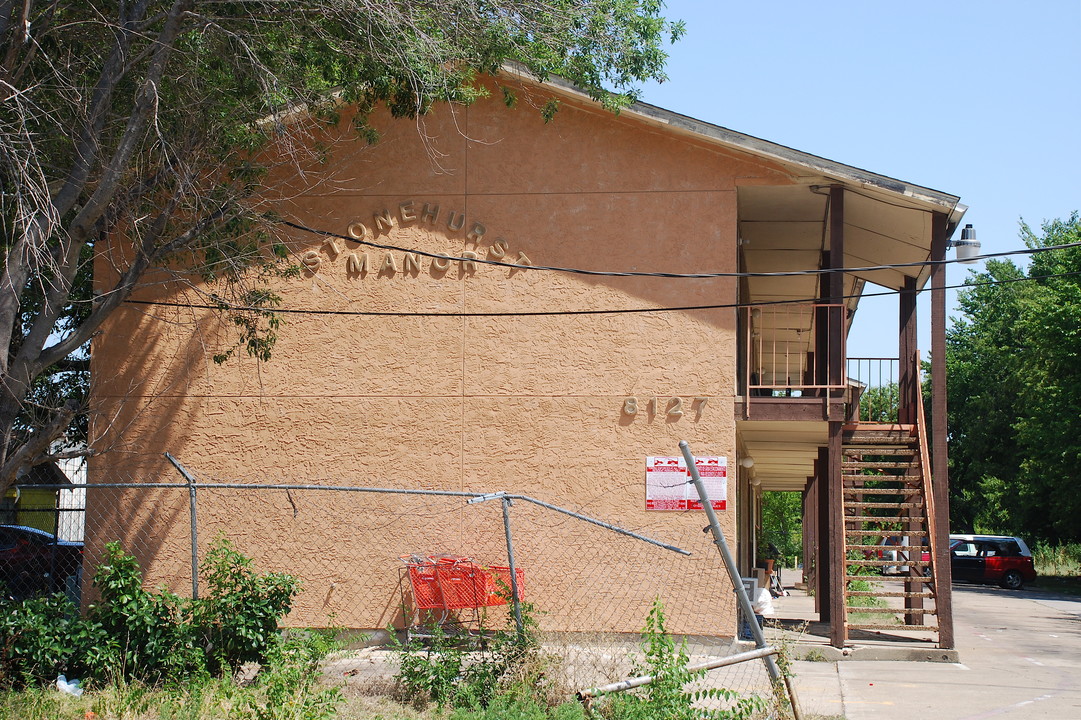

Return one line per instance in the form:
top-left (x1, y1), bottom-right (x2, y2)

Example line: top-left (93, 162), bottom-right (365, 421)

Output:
top-left (1034, 543), bottom-right (1081, 574)
top-left (1033, 576), bottom-right (1081, 596)
top-left (844, 577), bottom-right (898, 625)
top-left (0, 679), bottom-right (249, 720)
top-left (1032, 543), bottom-right (1081, 596)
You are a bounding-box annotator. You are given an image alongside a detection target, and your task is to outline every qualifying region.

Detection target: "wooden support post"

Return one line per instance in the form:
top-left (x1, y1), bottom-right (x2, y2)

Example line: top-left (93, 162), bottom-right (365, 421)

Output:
top-left (814, 251), bottom-right (830, 394)
top-left (828, 188), bottom-right (845, 392)
top-left (805, 472), bottom-right (818, 609)
top-left (825, 186), bottom-right (847, 647)
top-left (802, 479), bottom-right (813, 591)
top-left (932, 213), bottom-right (955, 648)
top-left (898, 274), bottom-right (922, 622)
top-left (898, 276), bottom-right (918, 424)
top-left (815, 450), bottom-right (829, 620)
top-left (828, 421), bottom-right (846, 648)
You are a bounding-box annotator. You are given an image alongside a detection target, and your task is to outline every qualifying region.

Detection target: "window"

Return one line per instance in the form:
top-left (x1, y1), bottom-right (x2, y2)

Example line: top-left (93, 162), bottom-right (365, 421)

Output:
top-left (952, 542), bottom-right (978, 557)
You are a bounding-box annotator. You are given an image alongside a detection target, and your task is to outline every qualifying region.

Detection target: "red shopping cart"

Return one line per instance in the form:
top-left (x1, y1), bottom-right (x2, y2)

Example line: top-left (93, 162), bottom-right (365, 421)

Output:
top-left (399, 554), bottom-right (525, 637)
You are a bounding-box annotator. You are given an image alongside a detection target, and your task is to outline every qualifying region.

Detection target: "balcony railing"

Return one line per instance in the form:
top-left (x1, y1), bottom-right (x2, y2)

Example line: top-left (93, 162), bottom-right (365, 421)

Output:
top-left (846, 357), bottom-right (899, 423)
top-left (742, 303), bottom-right (847, 400)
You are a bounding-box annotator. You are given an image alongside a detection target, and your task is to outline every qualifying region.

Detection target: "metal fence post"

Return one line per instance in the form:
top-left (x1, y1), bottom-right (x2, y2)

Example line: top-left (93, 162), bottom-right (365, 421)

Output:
top-left (501, 496), bottom-right (525, 636)
top-left (679, 440), bottom-right (804, 720)
top-left (678, 441), bottom-right (780, 681)
top-left (165, 453), bottom-right (200, 600)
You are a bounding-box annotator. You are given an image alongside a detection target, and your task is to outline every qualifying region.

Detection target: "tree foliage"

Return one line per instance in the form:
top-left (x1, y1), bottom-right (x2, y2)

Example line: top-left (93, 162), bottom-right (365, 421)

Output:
top-left (760, 491), bottom-right (802, 563)
top-left (946, 213), bottom-right (1081, 542)
top-left (0, 0), bottom-right (684, 490)
top-left (858, 382), bottom-right (899, 423)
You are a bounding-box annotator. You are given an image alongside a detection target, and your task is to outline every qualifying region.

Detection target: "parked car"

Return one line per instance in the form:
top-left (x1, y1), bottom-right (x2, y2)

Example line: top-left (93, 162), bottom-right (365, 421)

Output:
top-left (875, 535), bottom-right (930, 575)
top-left (0, 524), bottom-right (84, 601)
top-left (949, 534), bottom-right (1036, 590)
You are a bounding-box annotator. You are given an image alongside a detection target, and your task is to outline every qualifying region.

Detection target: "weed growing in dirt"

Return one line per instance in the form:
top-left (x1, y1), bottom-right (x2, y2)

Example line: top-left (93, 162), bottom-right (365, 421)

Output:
top-left (599, 600), bottom-right (765, 720)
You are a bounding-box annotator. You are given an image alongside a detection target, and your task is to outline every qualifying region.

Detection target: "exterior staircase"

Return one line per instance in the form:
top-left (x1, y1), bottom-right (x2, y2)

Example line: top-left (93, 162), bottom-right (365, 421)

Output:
top-left (840, 421), bottom-right (940, 644)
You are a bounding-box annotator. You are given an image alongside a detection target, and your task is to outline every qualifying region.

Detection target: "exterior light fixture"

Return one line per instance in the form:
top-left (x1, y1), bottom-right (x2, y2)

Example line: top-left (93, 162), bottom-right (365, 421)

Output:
top-left (951, 224), bottom-right (980, 264)
top-left (740, 457), bottom-right (755, 469)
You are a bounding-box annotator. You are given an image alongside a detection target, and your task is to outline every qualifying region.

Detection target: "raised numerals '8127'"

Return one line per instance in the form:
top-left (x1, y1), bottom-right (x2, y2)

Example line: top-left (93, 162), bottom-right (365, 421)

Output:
top-left (622, 397), bottom-right (708, 418)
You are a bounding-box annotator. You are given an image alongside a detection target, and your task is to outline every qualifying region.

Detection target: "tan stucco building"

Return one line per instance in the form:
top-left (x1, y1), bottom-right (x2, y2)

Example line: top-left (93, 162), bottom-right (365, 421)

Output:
top-left (91, 71), bottom-right (964, 646)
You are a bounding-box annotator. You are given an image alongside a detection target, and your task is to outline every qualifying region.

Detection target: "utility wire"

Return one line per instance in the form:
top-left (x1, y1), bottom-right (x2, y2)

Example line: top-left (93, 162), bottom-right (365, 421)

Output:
top-left (125, 268), bottom-right (1081, 318)
top-left (282, 218), bottom-right (1081, 279)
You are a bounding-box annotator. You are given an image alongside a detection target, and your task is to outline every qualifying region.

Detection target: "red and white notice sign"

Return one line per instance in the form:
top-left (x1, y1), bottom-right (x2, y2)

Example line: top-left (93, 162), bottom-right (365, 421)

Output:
top-left (645, 456), bottom-right (727, 511)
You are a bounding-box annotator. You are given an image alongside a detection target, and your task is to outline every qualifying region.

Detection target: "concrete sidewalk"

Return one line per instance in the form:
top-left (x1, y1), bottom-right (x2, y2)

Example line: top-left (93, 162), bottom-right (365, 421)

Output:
top-left (762, 569), bottom-right (957, 663)
top-left (763, 570), bottom-right (1081, 719)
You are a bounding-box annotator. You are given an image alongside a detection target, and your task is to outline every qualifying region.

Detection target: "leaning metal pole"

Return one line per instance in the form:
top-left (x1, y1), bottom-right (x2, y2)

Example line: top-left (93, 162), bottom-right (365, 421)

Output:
top-left (680, 441), bottom-right (802, 719)
top-left (577, 646), bottom-right (780, 710)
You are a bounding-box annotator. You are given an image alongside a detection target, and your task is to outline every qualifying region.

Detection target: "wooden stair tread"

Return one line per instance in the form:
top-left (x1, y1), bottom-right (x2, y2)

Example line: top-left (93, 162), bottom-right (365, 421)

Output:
top-left (846, 591), bottom-right (935, 599)
top-left (845, 575), bottom-right (933, 583)
top-left (844, 492), bottom-right (922, 499)
top-left (843, 512), bottom-right (929, 518)
top-left (842, 461), bottom-right (919, 469)
top-left (843, 475), bottom-right (922, 482)
top-left (848, 623), bottom-right (939, 631)
top-left (846, 544), bottom-right (927, 552)
top-left (845, 501), bottom-right (924, 508)
top-left (843, 423), bottom-right (916, 432)
top-left (844, 606), bottom-right (936, 614)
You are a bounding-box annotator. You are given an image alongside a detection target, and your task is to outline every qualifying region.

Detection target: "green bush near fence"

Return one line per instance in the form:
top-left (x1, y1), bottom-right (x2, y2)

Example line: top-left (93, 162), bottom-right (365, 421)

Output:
top-left (0, 538), bottom-right (299, 688)
top-left (392, 599), bottom-right (552, 710)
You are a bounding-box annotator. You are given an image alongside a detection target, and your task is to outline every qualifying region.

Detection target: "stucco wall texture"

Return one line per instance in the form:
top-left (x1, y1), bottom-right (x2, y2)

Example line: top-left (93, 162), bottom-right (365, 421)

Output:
top-left (90, 78), bottom-right (795, 635)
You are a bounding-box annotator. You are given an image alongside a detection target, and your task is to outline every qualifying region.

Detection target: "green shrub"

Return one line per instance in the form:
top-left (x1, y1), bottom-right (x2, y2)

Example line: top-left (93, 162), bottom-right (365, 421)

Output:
top-left (0, 538), bottom-right (299, 688)
top-left (393, 623), bottom-right (466, 708)
top-left (393, 601), bottom-right (550, 710)
top-left (0, 594), bottom-right (105, 687)
top-left (241, 631), bottom-right (343, 720)
top-left (89, 543), bottom-right (206, 683)
top-left (602, 600), bottom-right (765, 720)
top-left (196, 538), bottom-right (299, 675)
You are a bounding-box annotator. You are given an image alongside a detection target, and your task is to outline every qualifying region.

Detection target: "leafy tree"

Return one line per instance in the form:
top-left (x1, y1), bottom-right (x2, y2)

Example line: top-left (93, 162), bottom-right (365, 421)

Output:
top-left (0, 0), bottom-right (684, 491)
top-left (858, 382), bottom-right (899, 423)
top-left (946, 213), bottom-right (1081, 542)
top-left (760, 491), bottom-right (801, 564)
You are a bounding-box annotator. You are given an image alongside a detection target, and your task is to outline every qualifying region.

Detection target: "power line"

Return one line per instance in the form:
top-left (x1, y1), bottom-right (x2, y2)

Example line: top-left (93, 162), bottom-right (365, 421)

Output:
top-left (125, 267), bottom-right (1081, 318)
top-left (282, 218), bottom-right (1081, 279)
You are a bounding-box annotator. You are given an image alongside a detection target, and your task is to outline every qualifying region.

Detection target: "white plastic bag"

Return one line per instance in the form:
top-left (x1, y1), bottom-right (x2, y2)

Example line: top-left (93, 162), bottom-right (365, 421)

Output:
top-left (751, 588), bottom-right (775, 616)
top-left (56, 674), bottom-right (83, 697)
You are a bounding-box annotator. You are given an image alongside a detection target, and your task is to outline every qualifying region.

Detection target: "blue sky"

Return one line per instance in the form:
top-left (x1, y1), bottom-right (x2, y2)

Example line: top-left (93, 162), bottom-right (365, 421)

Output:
top-left (637, 1), bottom-right (1081, 356)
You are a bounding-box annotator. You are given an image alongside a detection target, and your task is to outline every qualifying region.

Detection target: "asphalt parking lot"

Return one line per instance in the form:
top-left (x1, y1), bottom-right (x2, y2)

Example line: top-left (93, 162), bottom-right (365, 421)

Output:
top-left (791, 583), bottom-right (1081, 719)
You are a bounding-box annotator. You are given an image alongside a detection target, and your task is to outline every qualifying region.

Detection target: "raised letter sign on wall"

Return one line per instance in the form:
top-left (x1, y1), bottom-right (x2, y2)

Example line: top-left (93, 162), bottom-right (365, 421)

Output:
top-left (645, 456), bottom-right (727, 511)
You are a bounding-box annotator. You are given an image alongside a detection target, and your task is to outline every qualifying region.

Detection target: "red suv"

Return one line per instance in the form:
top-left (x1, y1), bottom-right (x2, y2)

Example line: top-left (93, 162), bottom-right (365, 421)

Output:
top-left (949, 535), bottom-right (1036, 590)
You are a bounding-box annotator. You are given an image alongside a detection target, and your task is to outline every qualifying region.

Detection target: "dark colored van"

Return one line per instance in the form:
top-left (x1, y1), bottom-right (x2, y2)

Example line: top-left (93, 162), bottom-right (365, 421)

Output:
top-left (949, 534), bottom-right (1036, 590)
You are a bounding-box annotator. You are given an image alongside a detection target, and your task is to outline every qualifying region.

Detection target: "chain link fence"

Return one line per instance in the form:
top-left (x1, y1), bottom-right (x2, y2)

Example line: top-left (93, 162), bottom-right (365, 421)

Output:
top-left (3, 462), bottom-right (802, 717)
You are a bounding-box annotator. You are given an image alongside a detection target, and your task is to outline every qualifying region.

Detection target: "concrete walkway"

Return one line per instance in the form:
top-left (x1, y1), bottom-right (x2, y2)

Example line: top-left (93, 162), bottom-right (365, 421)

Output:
top-left (768, 570), bottom-right (1081, 719)
top-left (763, 568), bottom-right (955, 662)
